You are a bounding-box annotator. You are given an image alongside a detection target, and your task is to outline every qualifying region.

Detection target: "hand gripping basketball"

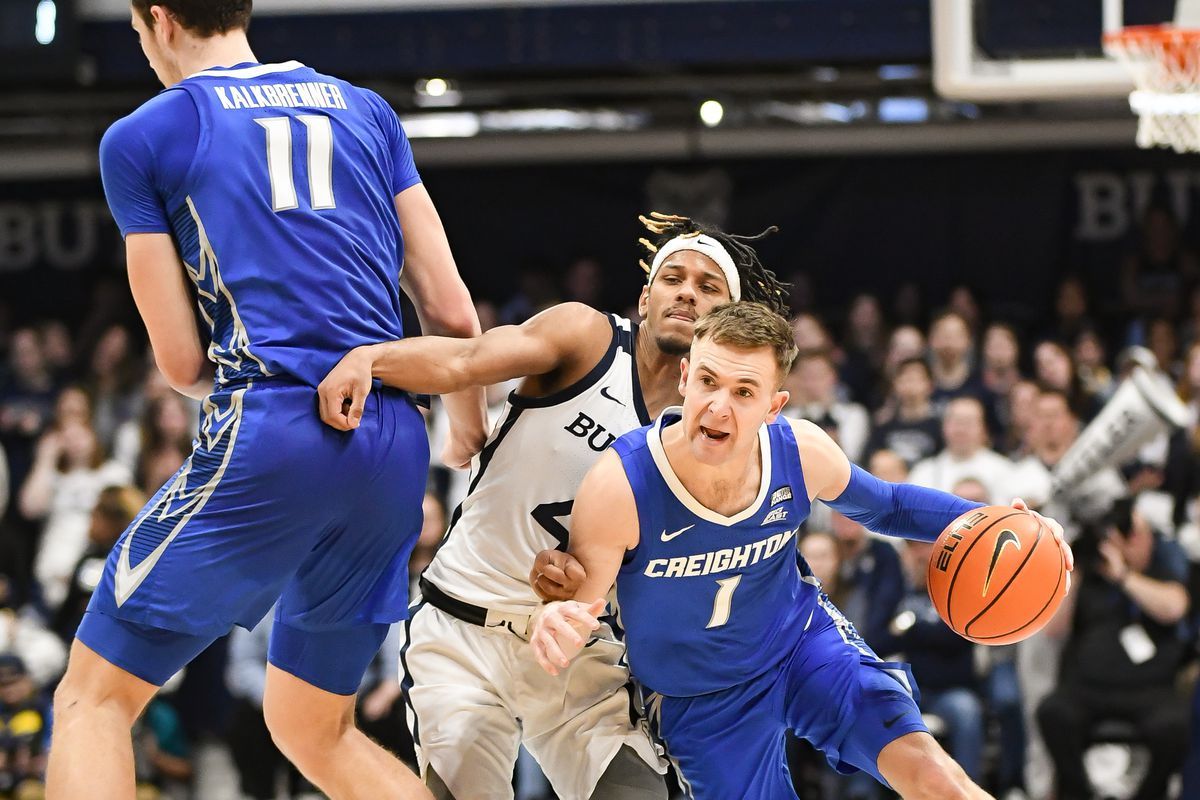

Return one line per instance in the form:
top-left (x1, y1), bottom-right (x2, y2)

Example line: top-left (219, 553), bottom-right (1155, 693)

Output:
top-left (927, 500), bottom-right (1073, 646)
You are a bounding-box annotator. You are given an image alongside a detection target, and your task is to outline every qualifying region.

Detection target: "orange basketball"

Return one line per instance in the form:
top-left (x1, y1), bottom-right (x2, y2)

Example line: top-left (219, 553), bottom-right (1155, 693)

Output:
top-left (926, 505), bottom-right (1068, 646)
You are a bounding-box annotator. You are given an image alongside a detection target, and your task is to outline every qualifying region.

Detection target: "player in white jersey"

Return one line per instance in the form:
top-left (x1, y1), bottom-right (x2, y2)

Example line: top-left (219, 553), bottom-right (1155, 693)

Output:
top-left (317, 213), bottom-right (790, 799)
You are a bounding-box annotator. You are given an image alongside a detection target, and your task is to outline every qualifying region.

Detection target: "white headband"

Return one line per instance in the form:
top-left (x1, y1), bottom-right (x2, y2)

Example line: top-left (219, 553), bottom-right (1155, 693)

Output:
top-left (647, 234), bottom-right (741, 303)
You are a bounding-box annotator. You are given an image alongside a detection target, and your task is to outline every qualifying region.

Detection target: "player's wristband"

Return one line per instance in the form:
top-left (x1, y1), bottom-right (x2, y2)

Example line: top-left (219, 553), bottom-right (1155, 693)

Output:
top-left (827, 465), bottom-right (984, 543)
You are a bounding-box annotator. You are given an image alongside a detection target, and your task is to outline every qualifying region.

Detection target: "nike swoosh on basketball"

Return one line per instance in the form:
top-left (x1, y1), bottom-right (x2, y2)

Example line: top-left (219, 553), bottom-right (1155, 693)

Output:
top-left (599, 386), bottom-right (625, 406)
top-left (983, 529), bottom-right (1022, 596)
top-left (660, 525), bottom-right (695, 542)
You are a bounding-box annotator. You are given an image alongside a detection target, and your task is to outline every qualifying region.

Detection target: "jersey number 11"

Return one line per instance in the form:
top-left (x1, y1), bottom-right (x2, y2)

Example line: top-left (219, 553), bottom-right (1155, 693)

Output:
top-left (256, 115), bottom-right (336, 212)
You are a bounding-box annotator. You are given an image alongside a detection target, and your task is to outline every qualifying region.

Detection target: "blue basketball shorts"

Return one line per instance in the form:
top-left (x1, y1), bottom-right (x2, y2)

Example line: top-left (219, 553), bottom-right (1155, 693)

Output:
top-left (78, 379), bottom-right (429, 695)
top-left (650, 596), bottom-right (926, 799)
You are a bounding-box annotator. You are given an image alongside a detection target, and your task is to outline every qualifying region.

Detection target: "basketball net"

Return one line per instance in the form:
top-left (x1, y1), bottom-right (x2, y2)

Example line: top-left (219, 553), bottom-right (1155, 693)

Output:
top-left (1105, 0), bottom-right (1200, 152)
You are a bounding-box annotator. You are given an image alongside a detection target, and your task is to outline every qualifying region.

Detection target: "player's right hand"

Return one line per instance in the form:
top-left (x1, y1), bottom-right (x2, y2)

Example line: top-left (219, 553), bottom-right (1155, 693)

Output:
top-left (530, 598), bottom-right (605, 676)
top-left (530, 549), bottom-right (587, 601)
top-left (317, 346), bottom-right (375, 431)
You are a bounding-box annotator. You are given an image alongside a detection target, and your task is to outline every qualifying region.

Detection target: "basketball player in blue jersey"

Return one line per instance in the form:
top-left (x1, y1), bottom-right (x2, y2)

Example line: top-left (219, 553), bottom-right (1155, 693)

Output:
top-left (315, 212), bottom-right (790, 800)
top-left (530, 303), bottom-right (1074, 800)
top-left (46, 3), bottom-right (485, 799)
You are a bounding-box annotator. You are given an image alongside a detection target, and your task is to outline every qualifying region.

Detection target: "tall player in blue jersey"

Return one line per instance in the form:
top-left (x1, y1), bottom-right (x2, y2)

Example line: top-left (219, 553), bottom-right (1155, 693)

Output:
top-left (530, 303), bottom-right (1073, 800)
top-left (46, 3), bottom-right (484, 799)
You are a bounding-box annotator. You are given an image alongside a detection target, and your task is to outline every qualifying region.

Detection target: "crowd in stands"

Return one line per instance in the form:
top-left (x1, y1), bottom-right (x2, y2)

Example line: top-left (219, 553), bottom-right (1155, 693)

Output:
top-left (2, 204), bottom-right (1200, 798)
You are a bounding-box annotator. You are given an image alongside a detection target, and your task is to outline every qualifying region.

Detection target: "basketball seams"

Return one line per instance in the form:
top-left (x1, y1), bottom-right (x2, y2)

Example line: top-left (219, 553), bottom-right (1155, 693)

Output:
top-left (968, 531), bottom-right (1066, 642)
top-left (962, 518), bottom-right (1045, 636)
top-left (941, 511), bottom-right (1027, 631)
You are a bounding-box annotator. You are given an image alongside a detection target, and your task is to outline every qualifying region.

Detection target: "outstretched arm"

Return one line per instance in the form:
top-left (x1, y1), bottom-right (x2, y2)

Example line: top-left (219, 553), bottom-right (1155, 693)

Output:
top-left (793, 418), bottom-right (982, 542)
top-left (792, 419), bottom-right (1073, 578)
top-left (317, 302), bottom-right (610, 430)
top-left (529, 449), bottom-right (639, 675)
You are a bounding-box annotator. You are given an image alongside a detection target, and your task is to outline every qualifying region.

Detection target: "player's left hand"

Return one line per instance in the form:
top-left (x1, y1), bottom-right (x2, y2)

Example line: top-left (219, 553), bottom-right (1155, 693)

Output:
top-left (1010, 497), bottom-right (1074, 594)
top-left (317, 346), bottom-right (374, 431)
top-left (530, 598), bottom-right (605, 676)
top-left (530, 549), bottom-right (587, 601)
top-left (441, 427), bottom-right (486, 470)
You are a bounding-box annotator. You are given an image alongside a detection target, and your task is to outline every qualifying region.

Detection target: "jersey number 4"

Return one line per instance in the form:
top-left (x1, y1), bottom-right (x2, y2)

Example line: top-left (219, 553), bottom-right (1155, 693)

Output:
top-left (256, 116), bottom-right (336, 212)
top-left (531, 500), bottom-right (573, 552)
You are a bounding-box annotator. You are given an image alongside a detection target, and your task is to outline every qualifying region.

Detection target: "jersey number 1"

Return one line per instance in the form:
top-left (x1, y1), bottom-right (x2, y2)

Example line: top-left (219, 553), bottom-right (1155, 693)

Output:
top-left (706, 574), bottom-right (742, 629)
top-left (256, 116), bottom-right (336, 212)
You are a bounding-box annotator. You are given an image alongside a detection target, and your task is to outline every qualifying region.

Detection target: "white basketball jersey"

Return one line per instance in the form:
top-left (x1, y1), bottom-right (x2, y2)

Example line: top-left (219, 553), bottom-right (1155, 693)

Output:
top-left (422, 314), bottom-right (653, 613)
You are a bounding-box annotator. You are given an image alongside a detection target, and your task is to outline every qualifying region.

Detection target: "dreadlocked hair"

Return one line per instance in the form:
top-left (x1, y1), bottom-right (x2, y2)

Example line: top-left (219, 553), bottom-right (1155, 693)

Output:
top-left (637, 211), bottom-right (791, 316)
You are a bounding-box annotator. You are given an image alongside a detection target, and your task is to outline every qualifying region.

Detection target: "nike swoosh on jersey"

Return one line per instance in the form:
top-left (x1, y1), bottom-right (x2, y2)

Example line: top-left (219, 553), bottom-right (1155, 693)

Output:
top-left (660, 525), bottom-right (695, 542)
top-left (983, 529), bottom-right (1022, 596)
top-left (599, 386), bottom-right (625, 406)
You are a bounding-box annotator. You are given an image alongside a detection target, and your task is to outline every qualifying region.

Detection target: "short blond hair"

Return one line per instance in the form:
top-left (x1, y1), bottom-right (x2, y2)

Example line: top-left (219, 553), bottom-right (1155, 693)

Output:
top-left (692, 303), bottom-right (799, 384)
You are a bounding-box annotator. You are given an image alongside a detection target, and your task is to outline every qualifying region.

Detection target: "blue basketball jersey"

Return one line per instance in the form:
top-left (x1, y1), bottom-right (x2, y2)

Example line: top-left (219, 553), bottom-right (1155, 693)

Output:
top-left (613, 410), bottom-right (819, 697)
top-left (100, 61), bottom-right (420, 387)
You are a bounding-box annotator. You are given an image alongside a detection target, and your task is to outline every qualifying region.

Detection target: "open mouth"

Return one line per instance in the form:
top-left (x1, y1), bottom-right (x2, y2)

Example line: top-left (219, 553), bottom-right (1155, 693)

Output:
top-left (700, 426), bottom-right (729, 441)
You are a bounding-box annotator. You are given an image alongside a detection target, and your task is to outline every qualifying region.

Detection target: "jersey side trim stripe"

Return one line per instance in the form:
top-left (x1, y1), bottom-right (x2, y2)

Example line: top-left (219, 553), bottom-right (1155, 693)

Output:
top-left (185, 197), bottom-right (273, 382)
top-left (506, 314), bottom-right (619, 410)
top-left (624, 321), bottom-right (652, 425)
top-left (398, 600), bottom-right (427, 747)
top-left (439, 404), bottom-right (525, 545)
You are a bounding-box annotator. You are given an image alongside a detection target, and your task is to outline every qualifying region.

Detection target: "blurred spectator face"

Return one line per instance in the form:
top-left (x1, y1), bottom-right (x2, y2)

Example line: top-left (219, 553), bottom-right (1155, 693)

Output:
top-left (142, 449), bottom-right (185, 492)
top-left (929, 313), bottom-right (971, 365)
top-left (893, 360), bottom-right (932, 406)
top-left (564, 258), bottom-right (602, 306)
top-left (1009, 380), bottom-right (1039, 433)
top-left (943, 398), bottom-right (987, 457)
top-left (902, 540), bottom-right (934, 588)
top-left (952, 478), bottom-right (989, 504)
top-left (142, 367), bottom-right (175, 403)
top-left (89, 485), bottom-right (144, 547)
top-left (791, 314), bottom-right (830, 351)
top-left (847, 294), bottom-right (883, 339)
top-left (9, 329), bottom-right (45, 382)
top-left (1110, 510), bottom-right (1154, 572)
top-left (54, 387), bottom-right (91, 427)
top-left (154, 395), bottom-right (191, 440)
top-left (800, 532), bottom-right (840, 588)
top-left (1148, 318), bottom-right (1178, 371)
top-left (39, 321), bottom-right (73, 370)
top-left (793, 354), bottom-right (837, 405)
top-left (59, 420), bottom-right (99, 470)
top-left (868, 449), bottom-right (909, 482)
top-left (1074, 329), bottom-right (1107, 371)
top-left (885, 326), bottom-right (925, 372)
top-left (1034, 392), bottom-right (1079, 454)
top-left (982, 324), bottom-right (1019, 371)
top-left (831, 511), bottom-right (866, 550)
top-left (1055, 277), bottom-right (1088, 321)
top-left (0, 664), bottom-right (34, 707)
top-left (475, 300), bottom-right (500, 333)
top-left (91, 326), bottom-right (131, 375)
top-left (948, 286), bottom-right (981, 332)
top-left (1034, 341), bottom-right (1073, 391)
